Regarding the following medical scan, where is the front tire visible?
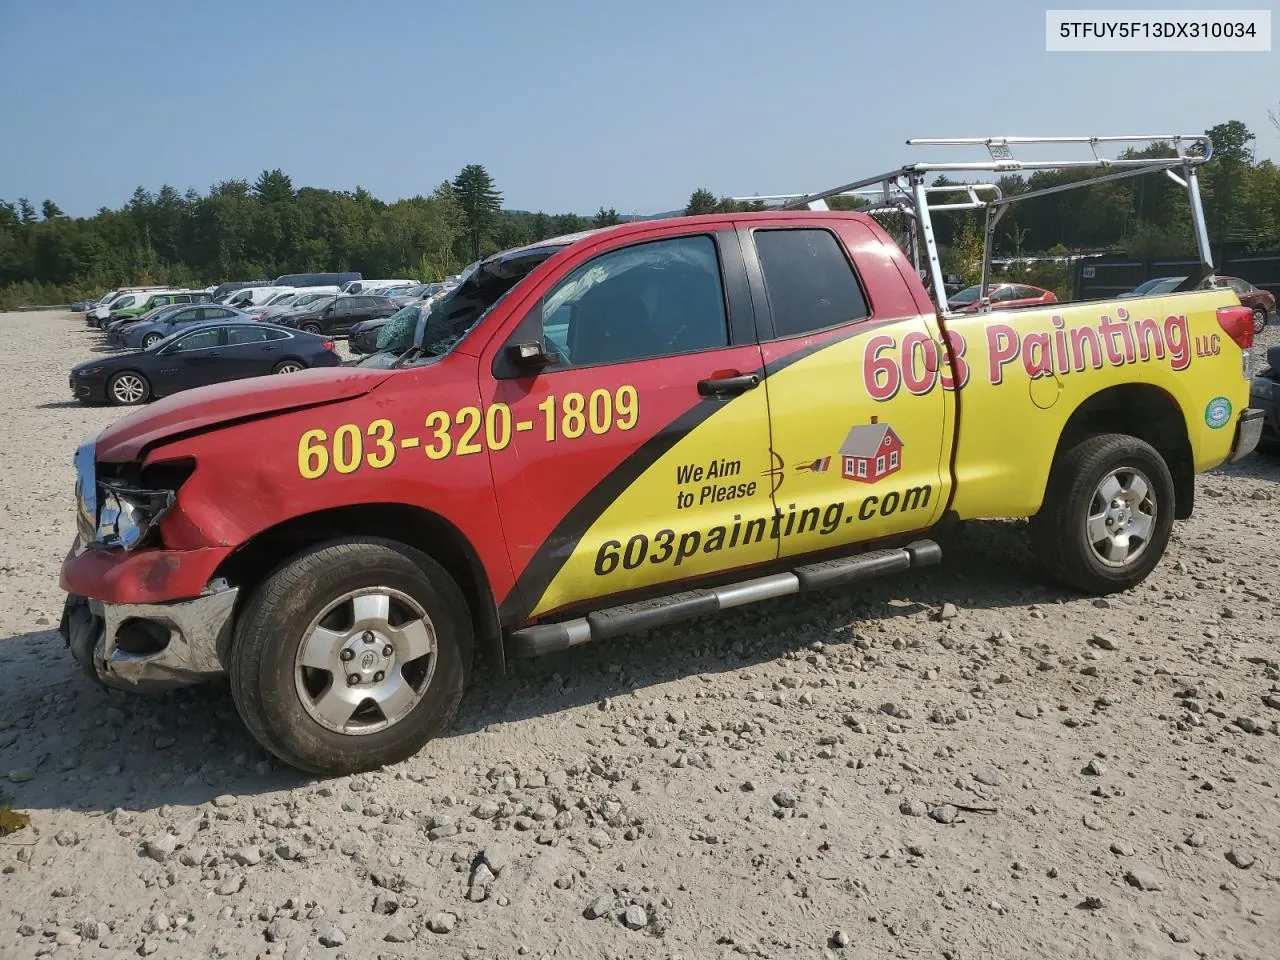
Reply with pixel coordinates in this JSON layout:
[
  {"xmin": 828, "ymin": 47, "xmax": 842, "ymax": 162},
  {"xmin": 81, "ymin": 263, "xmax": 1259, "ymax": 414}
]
[
  {"xmin": 142, "ymin": 332, "xmax": 163, "ymax": 349},
  {"xmin": 301, "ymin": 322, "xmax": 322, "ymax": 335},
  {"xmin": 1253, "ymin": 308, "xmax": 1267, "ymax": 334},
  {"xmin": 1029, "ymin": 433, "xmax": 1175, "ymax": 594},
  {"xmin": 229, "ymin": 538, "xmax": 472, "ymax": 775},
  {"xmin": 107, "ymin": 371, "xmax": 150, "ymax": 405}
]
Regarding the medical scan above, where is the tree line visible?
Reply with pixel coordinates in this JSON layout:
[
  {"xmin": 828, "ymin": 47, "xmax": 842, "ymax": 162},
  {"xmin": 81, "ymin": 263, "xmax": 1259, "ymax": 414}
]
[{"xmin": 1, "ymin": 120, "xmax": 1276, "ymax": 308}]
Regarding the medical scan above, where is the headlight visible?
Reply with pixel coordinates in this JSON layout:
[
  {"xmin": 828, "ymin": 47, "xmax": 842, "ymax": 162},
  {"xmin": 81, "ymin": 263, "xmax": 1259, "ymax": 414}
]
[
  {"xmin": 77, "ymin": 367, "xmax": 102, "ymax": 377},
  {"xmin": 96, "ymin": 484, "xmax": 176, "ymax": 550}
]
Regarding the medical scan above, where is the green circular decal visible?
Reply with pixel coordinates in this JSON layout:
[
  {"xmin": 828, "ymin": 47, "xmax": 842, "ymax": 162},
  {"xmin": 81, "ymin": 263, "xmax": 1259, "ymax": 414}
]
[{"xmin": 1205, "ymin": 396, "xmax": 1232, "ymax": 429}]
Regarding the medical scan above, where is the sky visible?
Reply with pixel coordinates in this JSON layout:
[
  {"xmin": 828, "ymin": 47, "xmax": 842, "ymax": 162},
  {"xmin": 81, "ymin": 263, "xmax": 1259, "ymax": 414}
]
[{"xmin": 2, "ymin": 0, "xmax": 1277, "ymax": 218}]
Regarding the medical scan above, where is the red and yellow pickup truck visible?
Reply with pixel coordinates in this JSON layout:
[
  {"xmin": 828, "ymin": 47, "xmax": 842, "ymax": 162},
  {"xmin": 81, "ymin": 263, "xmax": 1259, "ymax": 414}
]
[{"xmin": 59, "ymin": 205, "xmax": 1263, "ymax": 774}]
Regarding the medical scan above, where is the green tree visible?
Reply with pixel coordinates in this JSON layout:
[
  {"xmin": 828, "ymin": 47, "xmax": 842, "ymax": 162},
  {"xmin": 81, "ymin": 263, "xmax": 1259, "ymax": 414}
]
[
  {"xmin": 593, "ymin": 206, "xmax": 622, "ymax": 227},
  {"xmin": 451, "ymin": 164, "xmax": 503, "ymax": 259},
  {"xmin": 254, "ymin": 169, "xmax": 295, "ymax": 206},
  {"xmin": 41, "ymin": 200, "xmax": 65, "ymax": 220},
  {"xmin": 684, "ymin": 188, "xmax": 718, "ymax": 216},
  {"xmin": 17, "ymin": 199, "xmax": 36, "ymax": 225}
]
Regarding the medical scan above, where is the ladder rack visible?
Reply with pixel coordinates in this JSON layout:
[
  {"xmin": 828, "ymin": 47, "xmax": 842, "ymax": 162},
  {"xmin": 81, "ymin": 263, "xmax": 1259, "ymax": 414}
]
[{"xmin": 731, "ymin": 133, "xmax": 1214, "ymax": 313}]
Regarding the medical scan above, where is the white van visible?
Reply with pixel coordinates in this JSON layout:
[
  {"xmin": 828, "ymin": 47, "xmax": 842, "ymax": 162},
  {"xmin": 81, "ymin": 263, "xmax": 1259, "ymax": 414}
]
[
  {"xmin": 87, "ymin": 288, "xmax": 172, "ymax": 325},
  {"xmin": 87, "ymin": 288, "xmax": 179, "ymax": 323},
  {"xmin": 340, "ymin": 279, "xmax": 415, "ymax": 295},
  {"xmin": 224, "ymin": 285, "xmax": 295, "ymax": 308}
]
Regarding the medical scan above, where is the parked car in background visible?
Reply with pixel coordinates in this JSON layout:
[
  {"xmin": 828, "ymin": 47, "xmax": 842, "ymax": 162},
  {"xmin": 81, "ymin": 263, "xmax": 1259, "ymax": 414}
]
[
  {"xmin": 340, "ymin": 278, "xmax": 414, "ymax": 295},
  {"xmin": 257, "ymin": 290, "xmax": 339, "ymax": 321},
  {"xmin": 69, "ymin": 322, "xmax": 341, "ymax": 406},
  {"xmin": 346, "ymin": 303, "xmax": 427, "ymax": 354},
  {"xmin": 1120, "ymin": 275, "xmax": 1276, "ymax": 332},
  {"xmin": 224, "ymin": 285, "xmax": 295, "ymax": 309},
  {"xmin": 1249, "ymin": 344, "xmax": 1280, "ymax": 454},
  {"xmin": 104, "ymin": 303, "xmax": 189, "ymax": 344},
  {"xmin": 120, "ymin": 304, "xmax": 256, "ymax": 349},
  {"xmin": 946, "ymin": 282, "xmax": 1058, "ymax": 312},
  {"xmin": 211, "ymin": 280, "xmax": 269, "ymax": 301},
  {"xmin": 275, "ymin": 294, "xmax": 398, "ymax": 335},
  {"xmin": 106, "ymin": 290, "xmax": 213, "ymax": 324},
  {"xmin": 86, "ymin": 289, "xmax": 171, "ymax": 326},
  {"xmin": 1210, "ymin": 276, "xmax": 1275, "ymax": 332},
  {"xmin": 273, "ymin": 271, "xmax": 361, "ymax": 288}
]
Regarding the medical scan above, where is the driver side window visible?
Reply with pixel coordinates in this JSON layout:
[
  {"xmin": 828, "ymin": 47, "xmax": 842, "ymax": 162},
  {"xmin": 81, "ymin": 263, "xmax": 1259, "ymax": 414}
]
[
  {"xmin": 170, "ymin": 329, "xmax": 222, "ymax": 353},
  {"xmin": 533, "ymin": 234, "xmax": 729, "ymax": 369}
]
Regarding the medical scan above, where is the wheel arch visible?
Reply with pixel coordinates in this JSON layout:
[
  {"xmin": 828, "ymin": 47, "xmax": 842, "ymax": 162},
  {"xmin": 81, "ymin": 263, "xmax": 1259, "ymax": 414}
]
[
  {"xmin": 1049, "ymin": 383, "xmax": 1194, "ymax": 520},
  {"xmin": 212, "ymin": 502, "xmax": 504, "ymax": 673}
]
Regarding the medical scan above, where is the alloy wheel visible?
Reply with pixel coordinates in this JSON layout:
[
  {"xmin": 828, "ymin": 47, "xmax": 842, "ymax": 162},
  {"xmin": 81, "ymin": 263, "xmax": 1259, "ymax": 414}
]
[
  {"xmin": 111, "ymin": 374, "xmax": 146, "ymax": 404},
  {"xmin": 1086, "ymin": 467, "xmax": 1157, "ymax": 567},
  {"xmin": 293, "ymin": 588, "xmax": 437, "ymax": 735}
]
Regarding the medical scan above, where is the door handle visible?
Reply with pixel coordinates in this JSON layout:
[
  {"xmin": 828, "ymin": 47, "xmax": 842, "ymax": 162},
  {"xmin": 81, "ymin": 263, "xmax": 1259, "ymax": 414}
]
[
  {"xmin": 208, "ymin": 351, "xmax": 222, "ymax": 357},
  {"xmin": 698, "ymin": 373, "xmax": 760, "ymax": 397}
]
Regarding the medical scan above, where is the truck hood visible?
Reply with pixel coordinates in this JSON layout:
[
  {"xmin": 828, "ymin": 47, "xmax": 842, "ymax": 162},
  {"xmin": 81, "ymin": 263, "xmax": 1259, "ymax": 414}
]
[{"xmin": 95, "ymin": 366, "xmax": 396, "ymax": 462}]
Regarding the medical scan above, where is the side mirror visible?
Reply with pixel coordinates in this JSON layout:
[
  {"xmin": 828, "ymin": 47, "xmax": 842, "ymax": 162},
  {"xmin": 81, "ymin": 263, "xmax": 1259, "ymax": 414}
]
[{"xmin": 506, "ymin": 340, "xmax": 560, "ymax": 371}]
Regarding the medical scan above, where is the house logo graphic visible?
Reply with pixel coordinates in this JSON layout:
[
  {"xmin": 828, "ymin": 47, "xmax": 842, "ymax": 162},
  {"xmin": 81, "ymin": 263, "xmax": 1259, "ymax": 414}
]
[{"xmin": 838, "ymin": 416, "xmax": 902, "ymax": 484}]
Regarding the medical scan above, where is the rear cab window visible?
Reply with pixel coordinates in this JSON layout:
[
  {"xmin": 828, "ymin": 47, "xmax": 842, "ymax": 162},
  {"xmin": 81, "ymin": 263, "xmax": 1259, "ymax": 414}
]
[{"xmin": 752, "ymin": 228, "xmax": 870, "ymax": 339}]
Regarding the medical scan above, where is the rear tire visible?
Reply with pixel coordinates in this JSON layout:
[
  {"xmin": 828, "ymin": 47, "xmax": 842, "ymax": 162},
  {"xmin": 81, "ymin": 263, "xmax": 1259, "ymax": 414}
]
[
  {"xmin": 1029, "ymin": 433, "xmax": 1175, "ymax": 594},
  {"xmin": 229, "ymin": 538, "xmax": 472, "ymax": 775},
  {"xmin": 272, "ymin": 360, "xmax": 305, "ymax": 374},
  {"xmin": 1253, "ymin": 308, "xmax": 1267, "ymax": 334}
]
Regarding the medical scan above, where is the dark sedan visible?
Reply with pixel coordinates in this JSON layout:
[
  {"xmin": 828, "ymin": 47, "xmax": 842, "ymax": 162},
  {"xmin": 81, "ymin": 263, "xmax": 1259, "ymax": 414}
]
[
  {"xmin": 347, "ymin": 303, "xmax": 428, "ymax": 355},
  {"xmin": 276, "ymin": 294, "xmax": 398, "ymax": 336},
  {"xmin": 1250, "ymin": 344, "xmax": 1280, "ymax": 454},
  {"xmin": 69, "ymin": 322, "xmax": 340, "ymax": 405},
  {"xmin": 118, "ymin": 304, "xmax": 257, "ymax": 349}
]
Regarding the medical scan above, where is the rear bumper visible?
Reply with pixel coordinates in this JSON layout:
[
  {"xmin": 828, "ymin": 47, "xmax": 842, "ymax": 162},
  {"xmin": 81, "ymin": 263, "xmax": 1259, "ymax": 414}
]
[
  {"xmin": 1249, "ymin": 376, "xmax": 1280, "ymax": 445},
  {"xmin": 1230, "ymin": 407, "xmax": 1265, "ymax": 461},
  {"xmin": 59, "ymin": 582, "xmax": 237, "ymax": 691}
]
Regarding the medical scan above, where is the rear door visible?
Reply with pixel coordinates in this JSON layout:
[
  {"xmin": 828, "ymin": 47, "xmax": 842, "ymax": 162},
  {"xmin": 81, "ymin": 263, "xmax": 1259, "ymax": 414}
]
[
  {"xmin": 483, "ymin": 228, "xmax": 777, "ymax": 621},
  {"xmin": 743, "ymin": 219, "xmax": 951, "ymax": 560},
  {"xmin": 331, "ymin": 298, "xmax": 361, "ymax": 333},
  {"xmin": 222, "ymin": 324, "xmax": 287, "ymax": 379}
]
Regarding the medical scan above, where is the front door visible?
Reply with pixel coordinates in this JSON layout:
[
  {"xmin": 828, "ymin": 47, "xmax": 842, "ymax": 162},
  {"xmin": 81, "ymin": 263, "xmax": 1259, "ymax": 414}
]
[
  {"xmin": 485, "ymin": 230, "xmax": 777, "ymax": 621},
  {"xmin": 742, "ymin": 222, "xmax": 951, "ymax": 559},
  {"xmin": 153, "ymin": 326, "xmax": 227, "ymax": 394}
]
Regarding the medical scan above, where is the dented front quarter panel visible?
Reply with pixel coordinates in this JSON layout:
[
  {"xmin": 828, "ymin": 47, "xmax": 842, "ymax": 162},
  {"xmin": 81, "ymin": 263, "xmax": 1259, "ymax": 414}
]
[{"xmin": 132, "ymin": 352, "xmax": 518, "ymax": 605}]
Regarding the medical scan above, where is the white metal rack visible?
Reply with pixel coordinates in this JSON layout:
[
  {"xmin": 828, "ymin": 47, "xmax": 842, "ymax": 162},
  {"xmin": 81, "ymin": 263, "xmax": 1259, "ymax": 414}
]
[{"xmin": 732, "ymin": 134, "xmax": 1214, "ymax": 312}]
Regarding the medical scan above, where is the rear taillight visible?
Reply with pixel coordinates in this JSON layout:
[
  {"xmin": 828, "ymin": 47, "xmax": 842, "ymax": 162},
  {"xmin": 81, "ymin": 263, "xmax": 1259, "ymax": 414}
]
[
  {"xmin": 1217, "ymin": 305, "xmax": 1254, "ymax": 350},
  {"xmin": 322, "ymin": 339, "xmax": 335, "ymax": 351}
]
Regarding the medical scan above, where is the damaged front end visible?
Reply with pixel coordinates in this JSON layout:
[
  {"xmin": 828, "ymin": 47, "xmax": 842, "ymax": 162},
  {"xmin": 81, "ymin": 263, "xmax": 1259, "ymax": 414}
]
[{"xmin": 60, "ymin": 439, "xmax": 236, "ymax": 691}]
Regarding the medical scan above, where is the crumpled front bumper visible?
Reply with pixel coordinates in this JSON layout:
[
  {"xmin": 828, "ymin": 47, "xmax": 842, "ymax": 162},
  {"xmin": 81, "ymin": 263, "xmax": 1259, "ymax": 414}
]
[{"xmin": 59, "ymin": 581, "xmax": 238, "ymax": 691}]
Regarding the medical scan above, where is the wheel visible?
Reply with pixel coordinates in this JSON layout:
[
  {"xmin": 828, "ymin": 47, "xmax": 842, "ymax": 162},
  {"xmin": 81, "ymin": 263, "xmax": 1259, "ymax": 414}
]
[
  {"xmin": 273, "ymin": 360, "xmax": 305, "ymax": 374},
  {"xmin": 1029, "ymin": 433, "xmax": 1175, "ymax": 594},
  {"xmin": 107, "ymin": 371, "xmax": 150, "ymax": 405},
  {"xmin": 142, "ymin": 332, "xmax": 163, "ymax": 349},
  {"xmin": 301, "ymin": 322, "xmax": 322, "ymax": 335},
  {"xmin": 229, "ymin": 538, "xmax": 472, "ymax": 775},
  {"xmin": 1253, "ymin": 308, "xmax": 1267, "ymax": 334}
]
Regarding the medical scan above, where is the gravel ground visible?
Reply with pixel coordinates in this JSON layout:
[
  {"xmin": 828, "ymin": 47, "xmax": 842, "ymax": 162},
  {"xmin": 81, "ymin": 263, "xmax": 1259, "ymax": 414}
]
[{"xmin": 1, "ymin": 310, "xmax": 1278, "ymax": 960}]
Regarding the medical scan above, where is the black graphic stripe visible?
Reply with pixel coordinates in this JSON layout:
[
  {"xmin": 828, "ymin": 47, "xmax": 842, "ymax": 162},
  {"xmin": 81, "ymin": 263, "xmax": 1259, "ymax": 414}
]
[
  {"xmin": 499, "ymin": 316, "xmax": 908, "ymax": 624},
  {"xmin": 498, "ymin": 395, "xmax": 727, "ymax": 623}
]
